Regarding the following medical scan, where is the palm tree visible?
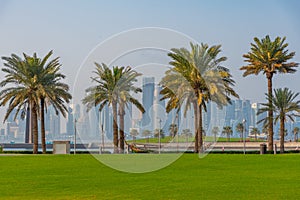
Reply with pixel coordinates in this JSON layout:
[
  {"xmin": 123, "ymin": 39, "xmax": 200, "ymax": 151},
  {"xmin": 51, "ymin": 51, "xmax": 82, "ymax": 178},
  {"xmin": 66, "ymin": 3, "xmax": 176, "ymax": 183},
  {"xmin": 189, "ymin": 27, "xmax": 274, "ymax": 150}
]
[
  {"xmin": 250, "ymin": 127, "xmax": 260, "ymax": 141},
  {"xmin": 161, "ymin": 43, "xmax": 238, "ymax": 153},
  {"xmin": 293, "ymin": 127, "xmax": 299, "ymax": 142},
  {"xmin": 36, "ymin": 51, "xmax": 72, "ymax": 154},
  {"xmin": 154, "ymin": 128, "xmax": 165, "ymax": 139},
  {"xmin": 82, "ymin": 63, "xmax": 123, "ymax": 153},
  {"xmin": 211, "ymin": 126, "xmax": 219, "ymax": 142},
  {"xmin": 241, "ymin": 35, "xmax": 299, "ymax": 151},
  {"xmin": 117, "ymin": 67, "xmax": 144, "ymax": 152},
  {"xmin": 235, "ymin": 123, "xmax": 244, "ymax": 141},
  {"xmin": 222, "ymin": 126, "xmax": 233, "ymax": 142},
  {"xmin": 142, "ymin": 129, "xmax": 152, "ymax": 143},
  {"xmin": 169, "ymin": 123, "xmax": 178, "ymax": 137},
  {"xmin": 181, "ymin": 129, "xmax": 192, "ymax": 142},
  {"xmin": 0, "ymin": 52, "xmax": 72, "ymax": 154},
  {"xmin": 83, "ymin": 64, "xmax": 144, "ymax": 153},
  {"xmin": 129, "ymin": 128, "xmax": 139, "ymax": 142},
  {"xmin": 258, "ymin": 88, "xmax": 300, "ymax": 153},
  {"xmin": 0, "ymin": 54, "xmax": 41, "ymax": 153}
]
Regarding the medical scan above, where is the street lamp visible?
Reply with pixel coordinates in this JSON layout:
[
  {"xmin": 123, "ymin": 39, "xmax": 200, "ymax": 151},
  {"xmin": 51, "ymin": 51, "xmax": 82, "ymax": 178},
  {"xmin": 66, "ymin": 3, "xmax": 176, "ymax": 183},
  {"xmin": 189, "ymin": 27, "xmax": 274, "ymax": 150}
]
[
  {"xmin": 242, "ymin": 119, "xmax": 246, "ymax": 154},
  {"xmin": 176, "ymin": 114, "xmax": 179, "ymax": 153},
  {"xmin": 74, "ymin": 118, "xmax": 77, "ymax": 155},
  {"xmin": 157, "ymin": 118, "xmax": 162, "ymax": 154}
]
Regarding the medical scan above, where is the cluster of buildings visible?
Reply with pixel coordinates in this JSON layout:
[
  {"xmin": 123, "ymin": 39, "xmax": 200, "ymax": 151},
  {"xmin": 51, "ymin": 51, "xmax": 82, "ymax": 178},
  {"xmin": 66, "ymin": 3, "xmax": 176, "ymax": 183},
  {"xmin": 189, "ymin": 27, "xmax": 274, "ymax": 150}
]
[{"xmin": 1, "ymin": 77, "xmax": 299, "ymax": 143}]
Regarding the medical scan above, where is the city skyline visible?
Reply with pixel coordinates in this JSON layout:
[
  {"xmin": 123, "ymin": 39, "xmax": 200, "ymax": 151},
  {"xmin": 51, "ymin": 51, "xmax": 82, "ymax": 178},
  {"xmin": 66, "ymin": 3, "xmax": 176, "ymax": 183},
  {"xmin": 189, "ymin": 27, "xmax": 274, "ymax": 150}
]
[
  {"xmin": 2, "ymin": 84, "xmax": 299, "ymax": 143},
  {"xmin": 0, "ymin": 1, "xmax": 300, "ymax": 141}
]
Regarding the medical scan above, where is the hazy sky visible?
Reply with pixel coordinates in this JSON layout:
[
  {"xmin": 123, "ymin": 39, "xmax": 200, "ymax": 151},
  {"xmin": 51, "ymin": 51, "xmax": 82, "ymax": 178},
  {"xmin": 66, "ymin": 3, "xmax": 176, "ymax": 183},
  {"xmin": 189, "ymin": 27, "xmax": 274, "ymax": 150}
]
[{"xmin": 0, "ymin": 0, "xmax": 300, "ymax": 129}]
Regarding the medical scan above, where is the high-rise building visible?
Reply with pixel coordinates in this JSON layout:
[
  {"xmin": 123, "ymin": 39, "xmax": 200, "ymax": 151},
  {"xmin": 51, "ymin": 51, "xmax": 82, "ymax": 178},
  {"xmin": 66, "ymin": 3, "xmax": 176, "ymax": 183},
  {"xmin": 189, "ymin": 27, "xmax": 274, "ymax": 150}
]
[
  {"xmin": 124, "ymin": 103, "xmax": 132, "ymax": 137},
  {"xmin": 154, "ymin": 85, "xmax": 167, "ymax": 132},
  {"xmin": 210, "ymin": 102, "xmax": 226, "ymax": 131},
  {"xmin": 251, "ymin": 103, "xmax": 267, "ymax": 132},
  {"xmin": 142, "ymin": 77, "xmax": 155, "ymax": 131},
  {"xmin": 48, "ymin": 105, "xmax": 61, "ymax": 139},
  {"xmin": 67, "ymin": 107, "xmax": 74, "ymax": 135}
]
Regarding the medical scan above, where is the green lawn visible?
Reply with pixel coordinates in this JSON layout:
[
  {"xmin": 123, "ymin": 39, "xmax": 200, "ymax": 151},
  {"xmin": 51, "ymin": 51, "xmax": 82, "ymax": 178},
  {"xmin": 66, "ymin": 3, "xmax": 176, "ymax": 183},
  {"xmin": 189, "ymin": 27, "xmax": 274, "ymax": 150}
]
[{"xmin": 0, "ymin": 154, "xmax": 300, "ymax": 199}]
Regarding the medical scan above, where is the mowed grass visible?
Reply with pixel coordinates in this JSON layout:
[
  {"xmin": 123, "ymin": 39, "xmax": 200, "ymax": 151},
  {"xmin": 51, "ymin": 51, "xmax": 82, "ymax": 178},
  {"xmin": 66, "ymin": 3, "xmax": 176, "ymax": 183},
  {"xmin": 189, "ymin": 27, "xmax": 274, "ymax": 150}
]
[{"xmin": 0, "ymin": 154, "xmax": 300, "ymax": 199}]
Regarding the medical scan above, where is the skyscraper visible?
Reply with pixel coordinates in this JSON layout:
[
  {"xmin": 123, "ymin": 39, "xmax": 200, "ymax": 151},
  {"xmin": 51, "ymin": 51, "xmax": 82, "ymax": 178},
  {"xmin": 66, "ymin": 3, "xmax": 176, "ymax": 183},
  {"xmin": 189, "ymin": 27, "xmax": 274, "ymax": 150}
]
[
  {"xmin": 154, "ymin": 85, "xmax": 167, "ymax": 132},
  {"xmin": 67, "ymin": 106, "xmax": 74, "ymax": 135},
  {"xmin": 142, "ymin": 77, "xmax": 155, "ymax": 131}
]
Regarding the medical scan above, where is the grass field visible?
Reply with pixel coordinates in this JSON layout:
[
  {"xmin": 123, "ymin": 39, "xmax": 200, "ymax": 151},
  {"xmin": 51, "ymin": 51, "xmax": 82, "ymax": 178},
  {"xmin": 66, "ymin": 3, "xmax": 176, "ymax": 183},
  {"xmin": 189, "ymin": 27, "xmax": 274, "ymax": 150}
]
[{"xmin": 1, "ymin": 154, "xmax": 300, "ymax": 199}]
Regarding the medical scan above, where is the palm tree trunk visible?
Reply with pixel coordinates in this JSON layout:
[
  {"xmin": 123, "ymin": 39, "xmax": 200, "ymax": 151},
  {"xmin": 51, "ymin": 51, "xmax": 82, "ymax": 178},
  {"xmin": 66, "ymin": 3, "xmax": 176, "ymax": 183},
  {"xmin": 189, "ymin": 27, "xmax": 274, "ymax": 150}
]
[
  {"xmin": 193, "ymin": 102, "xmax": 198, "ymax": 153},
  {"xmin": 40, "ymin": 98, "xmax": 46, "ymax": 154},
  {"xmin": 198, "ymin": 104, "xmax": 203, "ymax": 153},
  {"xmin": 31, "ymin": 101, "xmax": 39, "ymax": 154},
  {"xmin": 255, "ymin": 133, "xmax": 257, "ymax": 142},
  {"xmin": 267, "ymin": 74, "xmax": 274, "ymax": 151},
  {"xmin": 119, "ymin": 104, "xmax": 125, "ymax": 153},
  {"xmin": 214, "ymin": 134, "xmax": 216, "ymax": 142},
  {"xmin": 25, "ymin": 106, "xmax": 31, "ymax": 143},
  {"xmin": 227, "ymin": 133, "xmax": 230, "ymax": 142},
  {"xmin": 294, "ymin": 133, "xmax": 297, "ymax": 142},
  {"xmin": 112, "ymin": 101, "xmax": 118, "ymax": 153},
  {"xmin": 280, "ymin": 115, "xmax": 285, "ymax": 154}
]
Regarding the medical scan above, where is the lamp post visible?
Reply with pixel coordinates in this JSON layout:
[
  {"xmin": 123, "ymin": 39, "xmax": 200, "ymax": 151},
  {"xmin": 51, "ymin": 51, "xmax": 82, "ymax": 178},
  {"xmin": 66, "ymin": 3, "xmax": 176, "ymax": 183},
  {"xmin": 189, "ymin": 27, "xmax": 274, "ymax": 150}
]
[
  {"xmin": 74, "ymin": 119, "xmax": 77, "ymax": 155},
  {"xmin": 242, "ymin": 119, "xmax": 246, "ymax": 154},
  {"xmin": 176, "ymin": 114, "xmax": 179, "ymax": 153},
  {"xmin": 158, "ymin": 118, "xmax": 162, "ymax": 154}
]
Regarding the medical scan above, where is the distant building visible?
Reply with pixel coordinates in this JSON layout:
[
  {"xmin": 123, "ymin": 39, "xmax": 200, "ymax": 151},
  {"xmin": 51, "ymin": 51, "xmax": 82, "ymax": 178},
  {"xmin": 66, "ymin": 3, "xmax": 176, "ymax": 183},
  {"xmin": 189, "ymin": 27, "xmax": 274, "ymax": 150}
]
[
  {"xmin": 142, "ymin": 77, "xmax": 155, "ymax": 131},
  {"xmin": 67, "ymin": 107, "xmax": 74, "ymax": 135}
]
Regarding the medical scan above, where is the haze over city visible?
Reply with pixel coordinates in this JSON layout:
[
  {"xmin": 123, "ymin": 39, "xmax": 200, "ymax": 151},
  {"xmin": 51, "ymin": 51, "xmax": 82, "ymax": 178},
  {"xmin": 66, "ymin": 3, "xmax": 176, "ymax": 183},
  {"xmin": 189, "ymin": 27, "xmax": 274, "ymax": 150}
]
[{"xmin": 0, "ymin": 0, "xmax": 300, "ymax": 133}]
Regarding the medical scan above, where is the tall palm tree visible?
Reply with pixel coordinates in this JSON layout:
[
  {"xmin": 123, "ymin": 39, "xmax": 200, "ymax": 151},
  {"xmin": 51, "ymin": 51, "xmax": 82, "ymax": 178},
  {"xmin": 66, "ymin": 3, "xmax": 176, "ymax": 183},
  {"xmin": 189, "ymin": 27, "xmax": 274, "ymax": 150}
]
[
  {"xmin": 0, "ymin": 53, "xmax": 40, "ymax": 153},
  {"xmin": 250, "ymin": 127, "xmax": 260, "ymax": 141},
  {"xmin": 36, "ymin": 51, "xmax": 72, "ymax": 153},
  {"xmin": 258, "ymin": 88, "xmax": 300, "ymax": 153},
  {"xmin": 169, "ymin": 123, "xmax": 178, "ymax": 137},
  {"xmin": 82, "ymin": 64, "xmax": 144, "ymax": 153},
  {"xmin": 82, "ymin": 63, "xmax": 124, "ymax": 153},
  {"xmin": 161, "ymin": 42, "xmax": 239, "ymax": 153},
  {"xmin": 293, "ymin": 127, "xmax": 300, "ymax": 142},
  {"xmin": 235, "ymin": 123, "xmax": 244, "ymax": 141},
  {"xmin": 1, "ymin": 52, "xmax": 72, "ymax": 154},
  {"xmin": 211, "ymin": 126, "xmax": 219, "ymax": 142},
  {"xmin": 222, "ymin": 126, "xmax": 233, "ymax": 142},
  {"xmin": 241, "ymin": 35, "xmax": 298, "ymax": 151},
  {"xmin": 117, "ymin": 67, "xmax": 144, "ymax": 153}
]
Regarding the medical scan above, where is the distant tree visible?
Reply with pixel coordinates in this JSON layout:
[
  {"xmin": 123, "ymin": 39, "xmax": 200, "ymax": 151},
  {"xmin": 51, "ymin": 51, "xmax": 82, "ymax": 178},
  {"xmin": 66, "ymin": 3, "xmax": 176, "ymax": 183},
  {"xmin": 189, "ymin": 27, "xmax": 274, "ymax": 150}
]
[
  {"xmin": 130, "ymin": 128, "xmax": 139, "ymax": 142},
  {"xmin": 236, "ymin": 123, "xmax": 244, "ymax": 141},
  {"xmin": 154, "ymin": 128, "xmax": 165, "ymax": 139},
  {"xmin": 181, "ymin": 129, "xmax": 193, "ymax": 142},
  {"xmin": 142, "ymin": 129, "xmax": 152, "ymax": 143},
  {"xmin": 211, "ymin": 126, "xmax": 219, "ymax": 142},
  {"xmin": 293, "ymin": 127, "xmax": 300, "ymax": 142},
  {"xmin": 250, "ymin": 127, "xmax": 260, "ymax": 141},
  {"xmin": 222, "ymin": 126, "xmax": 233, "ymax": 142},
  {"xmin": 169, "ymin": 123, "xmax": 178, "ymax": 137}
]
